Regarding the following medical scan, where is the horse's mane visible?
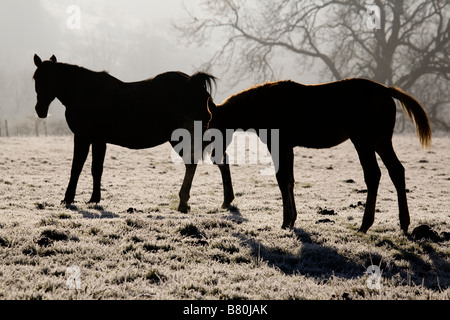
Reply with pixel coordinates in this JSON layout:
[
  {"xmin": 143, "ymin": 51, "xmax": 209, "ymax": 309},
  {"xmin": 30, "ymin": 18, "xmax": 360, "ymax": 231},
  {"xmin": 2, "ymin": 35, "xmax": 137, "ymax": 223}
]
[
  {"xmin": 33, "ymin": 61, "xmax": 115, "ymax": 83},
  {"xmin": 58, "ymin": 63, "xmax": 113, "ymax": 80},
  {"xmin": 222, "ymin": 80, "xmax": 296, "ymax": 106}
]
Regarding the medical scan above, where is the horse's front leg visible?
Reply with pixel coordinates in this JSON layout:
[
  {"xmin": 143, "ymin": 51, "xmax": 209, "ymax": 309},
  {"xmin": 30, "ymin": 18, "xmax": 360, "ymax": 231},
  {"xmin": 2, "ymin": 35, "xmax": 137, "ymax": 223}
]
[
  {"xmin": 178, "ymin": 163, "xmax": 197, "ymax": 213},
  {"xmin": 274, "ymin": 147, "xmax": 297, "ymax": 229},
  {"xmin": 88, "ymin": 141, "xmax": 107, "ymax": 203},
  {"xmin": 63, "ymin": 135, "xmax": 91, "ymax": 205},
  {"xmin": 217, "ymin": 152, "xmax": 234, "ymax": 209}
]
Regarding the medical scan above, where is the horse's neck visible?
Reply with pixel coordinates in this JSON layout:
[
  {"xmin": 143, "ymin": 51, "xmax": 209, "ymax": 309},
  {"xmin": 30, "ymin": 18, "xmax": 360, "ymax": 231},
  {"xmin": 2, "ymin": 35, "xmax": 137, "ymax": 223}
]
[
  {"xmin": 219, "ymin": 97, "xmax": 255, "ymax": 131},
  {"xmin": 54, "ymin": 65, "xmax": 81, "ymax": 103}
]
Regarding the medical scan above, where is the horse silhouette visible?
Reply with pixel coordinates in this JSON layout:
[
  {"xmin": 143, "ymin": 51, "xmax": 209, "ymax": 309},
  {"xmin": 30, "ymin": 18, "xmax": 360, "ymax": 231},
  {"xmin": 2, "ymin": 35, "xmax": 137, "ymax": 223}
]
[
  {"xmin": 207, "ymin": 78, "xmax": 431, "ymax": 233},
  {"xmin": 33, "ymin": 54, "xmax": 234, "ymax": 211}
]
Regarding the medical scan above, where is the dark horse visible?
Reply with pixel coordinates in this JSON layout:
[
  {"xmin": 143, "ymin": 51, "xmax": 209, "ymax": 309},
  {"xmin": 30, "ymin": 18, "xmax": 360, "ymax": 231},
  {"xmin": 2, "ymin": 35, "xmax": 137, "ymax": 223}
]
[
  {"xmin": 207, "ymin": 78, "xmax": 431, "ymax": 233},
  {"xmin": 33, "ymin": 54, "xmax": 234, "ymax": 211}
]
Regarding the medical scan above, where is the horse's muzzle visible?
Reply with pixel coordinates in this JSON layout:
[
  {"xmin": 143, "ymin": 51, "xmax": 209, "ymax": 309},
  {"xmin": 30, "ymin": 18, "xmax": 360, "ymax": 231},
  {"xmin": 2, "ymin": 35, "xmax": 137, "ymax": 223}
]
[{"xmin": 35, "ymin": 103, "xmax": 49, "ymax": 119}]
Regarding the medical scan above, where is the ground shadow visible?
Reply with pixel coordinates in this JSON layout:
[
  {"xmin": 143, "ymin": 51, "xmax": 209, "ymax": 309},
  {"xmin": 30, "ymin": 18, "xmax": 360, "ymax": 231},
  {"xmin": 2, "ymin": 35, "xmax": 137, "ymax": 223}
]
[
  {"xmin": 232, "ymin": 224, "xmax": 449, "ymax": 290},
  {"xmin": 223, "ymin": 205, "xmax": 249, "ymax": 224},
  {"xmin": 66, "ymin": 203, "xmax": 120, "ymax": 219},
  {"xmin": 233, "ymin": 227, "xmax": 363, "ymax": 280},
  {"xmin": 381, "ymin": 234, "xmax": 450, "ymax": 290}
]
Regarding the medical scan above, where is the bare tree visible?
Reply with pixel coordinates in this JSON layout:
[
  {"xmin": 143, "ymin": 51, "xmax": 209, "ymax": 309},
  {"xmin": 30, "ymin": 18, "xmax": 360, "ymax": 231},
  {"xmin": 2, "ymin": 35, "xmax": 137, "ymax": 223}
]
[{"xmin": 175, "ymin": 0, "xmax": 450, "ymax": 131}]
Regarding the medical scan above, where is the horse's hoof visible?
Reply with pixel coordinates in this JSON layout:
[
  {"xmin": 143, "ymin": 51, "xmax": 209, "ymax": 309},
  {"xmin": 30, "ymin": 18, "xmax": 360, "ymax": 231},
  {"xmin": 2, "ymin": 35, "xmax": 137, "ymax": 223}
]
[
  {"xmin": 221, "ymin": 202, "xmax": 231, "ymax": 209},
  {"xmin": 400, "ymin": 222, "xmax": 409, "ymax": 234},
  {"xmin": 281, "ymin": 223, "xmax": 293, "ymax": 230},
  {"xmin": 358, "ymin": 227, "xmax": 368, "ymax": 234},
  {"xmin": 178, "ymin": 204, "xmax": 190, "ymax": 213},
  {"xmin": 61, "ymin": 199, "xmax": 73, "ymax": 207}
]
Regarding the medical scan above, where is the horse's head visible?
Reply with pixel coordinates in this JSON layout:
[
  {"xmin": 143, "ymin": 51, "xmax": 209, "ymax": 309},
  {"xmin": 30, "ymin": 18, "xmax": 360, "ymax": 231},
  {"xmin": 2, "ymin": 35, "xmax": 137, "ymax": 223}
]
[
  {"xmin": 206, "ymin": 97, "xmax": 223, "ymax": 129},
  {"xmin": 187, "ymin": 72, "xmax": 217, "ymax": 126},
  {"xmin": 33, "ymin": 54, "xmax": 58, "ymax": 118}
]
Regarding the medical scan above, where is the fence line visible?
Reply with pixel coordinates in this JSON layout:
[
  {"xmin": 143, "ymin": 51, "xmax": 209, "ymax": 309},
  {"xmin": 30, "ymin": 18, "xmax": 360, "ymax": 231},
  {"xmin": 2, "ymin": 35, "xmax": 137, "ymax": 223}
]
[
  {"xmin": 0, "ymin": 119, "xmax": 9, "ymax": 137},
  {"xmin": 0, "ymin": 119, "xmax": 49, "ymax": 137}
]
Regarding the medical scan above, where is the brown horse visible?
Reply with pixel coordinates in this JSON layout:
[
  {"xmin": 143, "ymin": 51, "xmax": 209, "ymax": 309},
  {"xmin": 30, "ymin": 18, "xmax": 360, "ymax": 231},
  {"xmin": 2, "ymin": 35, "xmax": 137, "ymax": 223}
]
[
  {"xmin": 33, "ymin": 54, "xmax": 235, "ymax": 211},
  {"xmin": 207, "ymin": 78, "xmax": 431, "ymax": 233}
]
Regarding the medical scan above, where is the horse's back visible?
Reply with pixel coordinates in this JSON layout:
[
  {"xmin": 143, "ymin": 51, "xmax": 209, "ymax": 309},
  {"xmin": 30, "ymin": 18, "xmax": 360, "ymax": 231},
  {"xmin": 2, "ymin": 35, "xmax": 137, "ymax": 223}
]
[
  {"xmin": 292, "ymin": 79, "xmax": 395, "ymax": 147},
  {"xmin": 247, "ymin": 79, "xmax": 394, "ymax": 149}
]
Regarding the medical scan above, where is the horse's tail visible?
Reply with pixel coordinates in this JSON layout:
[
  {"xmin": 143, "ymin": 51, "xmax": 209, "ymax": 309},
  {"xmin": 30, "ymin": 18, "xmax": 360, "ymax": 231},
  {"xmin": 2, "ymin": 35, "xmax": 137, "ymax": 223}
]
[
  {"xmin": 389, "ymin": 86, "xmax": 432, "ymax": 148},
  {"xmin": 189, "ymin": 72, "xmax": 217, "ymax": 97}
]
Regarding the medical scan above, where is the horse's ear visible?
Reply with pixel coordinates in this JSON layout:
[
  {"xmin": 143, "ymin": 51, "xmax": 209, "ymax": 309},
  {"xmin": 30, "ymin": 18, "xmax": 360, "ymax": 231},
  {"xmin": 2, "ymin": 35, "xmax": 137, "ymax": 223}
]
[
  {"xmin": 50, "ymin": 55, "xmax": 57, "ymax": 63},
  {"xmin": 207, "ymin": 97, "xmax": 217, "ymax": 114},
  {"xmin": 34, "ymin": 54, "xmax": 42, "ymax": 67}
]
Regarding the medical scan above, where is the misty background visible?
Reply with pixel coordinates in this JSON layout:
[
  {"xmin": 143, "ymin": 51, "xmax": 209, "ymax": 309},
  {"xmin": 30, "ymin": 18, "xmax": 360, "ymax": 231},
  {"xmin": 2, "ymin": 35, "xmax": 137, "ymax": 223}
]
[
  {"xmin": 0, "ymin": 0, "xmax": 222, "ymax": 135},
  {"xmin": 0, "ymin": 0, "xmax": 448, "ymax": 136}
]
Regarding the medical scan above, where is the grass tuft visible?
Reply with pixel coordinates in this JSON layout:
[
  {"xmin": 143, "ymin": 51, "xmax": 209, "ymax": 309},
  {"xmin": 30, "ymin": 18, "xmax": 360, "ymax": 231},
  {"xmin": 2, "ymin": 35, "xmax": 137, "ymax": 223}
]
[
  {"xmin": 178, "ymin": 223, "xmax": 203, "ymax": 238},
  {"xmin": 145, "ymin": 269, "xmax": 167, "ymax": 284},
  {"xmin": 40, "ymin": 229, "xmax": 68, "ymax": 241}
]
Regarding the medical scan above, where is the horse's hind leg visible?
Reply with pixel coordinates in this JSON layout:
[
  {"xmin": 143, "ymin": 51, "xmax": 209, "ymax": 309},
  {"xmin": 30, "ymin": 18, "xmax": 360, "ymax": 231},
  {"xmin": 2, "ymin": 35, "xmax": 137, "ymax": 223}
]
[
  {"xmin": 376, "ymin": 141, "xmax": 410, "ymax": 232},
  {"xmin": 89, "ymin": 141, "xmax": 107, "ymax": 203},
  {"xmin": 354, "ymin": 144, "xmax": 381, "ymax": 233},
  {"xmin": 217, "ymin": 152, "xmax": 235, "ymax": 209},
  {"xmin": 178, "ymin": 163, "xmax": 197, "ymax": 213},
  {"xmin": 63, "ymin": 135, "xmax": 90, "ymax": 205}
]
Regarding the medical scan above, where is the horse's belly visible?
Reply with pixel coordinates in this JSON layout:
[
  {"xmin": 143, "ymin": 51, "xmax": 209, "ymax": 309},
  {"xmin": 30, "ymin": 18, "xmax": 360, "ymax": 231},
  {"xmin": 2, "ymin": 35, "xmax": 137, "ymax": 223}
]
[
  {"xmin": 301, "ymin": 136, "xmax": 349, "ymax": 149},
  {"xmin": 294, "ymin": 126, "xmax": 349, "ymax": 149},
  {"xmin": 107, "ymin": 136, "xmax": 167, "ymax": 149},
  {"xmin": 68, "ymin": 119, "xmax": 171, "ymax": 149},
  {"xmin": 103, "ymin": 126, "xmax": 170, "ymax": 149}
]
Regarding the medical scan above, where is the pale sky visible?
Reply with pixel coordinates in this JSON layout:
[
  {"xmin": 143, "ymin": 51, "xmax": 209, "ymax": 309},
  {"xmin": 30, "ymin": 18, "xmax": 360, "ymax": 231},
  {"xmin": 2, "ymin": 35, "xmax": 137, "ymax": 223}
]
[
  {"xmin": 0, "ymin": 0, "xmax": 208, "ymax": 71},
  {"xmin": 0, "ymin": 0, "xmax": 222, "ymax": 119}
]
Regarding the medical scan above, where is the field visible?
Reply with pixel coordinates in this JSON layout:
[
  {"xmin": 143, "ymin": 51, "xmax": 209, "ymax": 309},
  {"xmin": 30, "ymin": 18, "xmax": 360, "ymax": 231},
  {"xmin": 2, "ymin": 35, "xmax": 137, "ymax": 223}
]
[{"xmin": 0, "ymin": 135, "xmax": 448, "ymax": 300}]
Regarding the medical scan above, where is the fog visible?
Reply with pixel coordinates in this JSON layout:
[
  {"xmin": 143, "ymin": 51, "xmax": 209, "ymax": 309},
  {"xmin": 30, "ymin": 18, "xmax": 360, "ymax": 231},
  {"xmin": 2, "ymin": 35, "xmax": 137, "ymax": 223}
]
[
  {"xmin": 0, "ymin": 0, "xmax": 224, "ymax": 133},
  {"xmin": 4, "ymin": 1, "xmax": 445, "ymax": 136}
]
